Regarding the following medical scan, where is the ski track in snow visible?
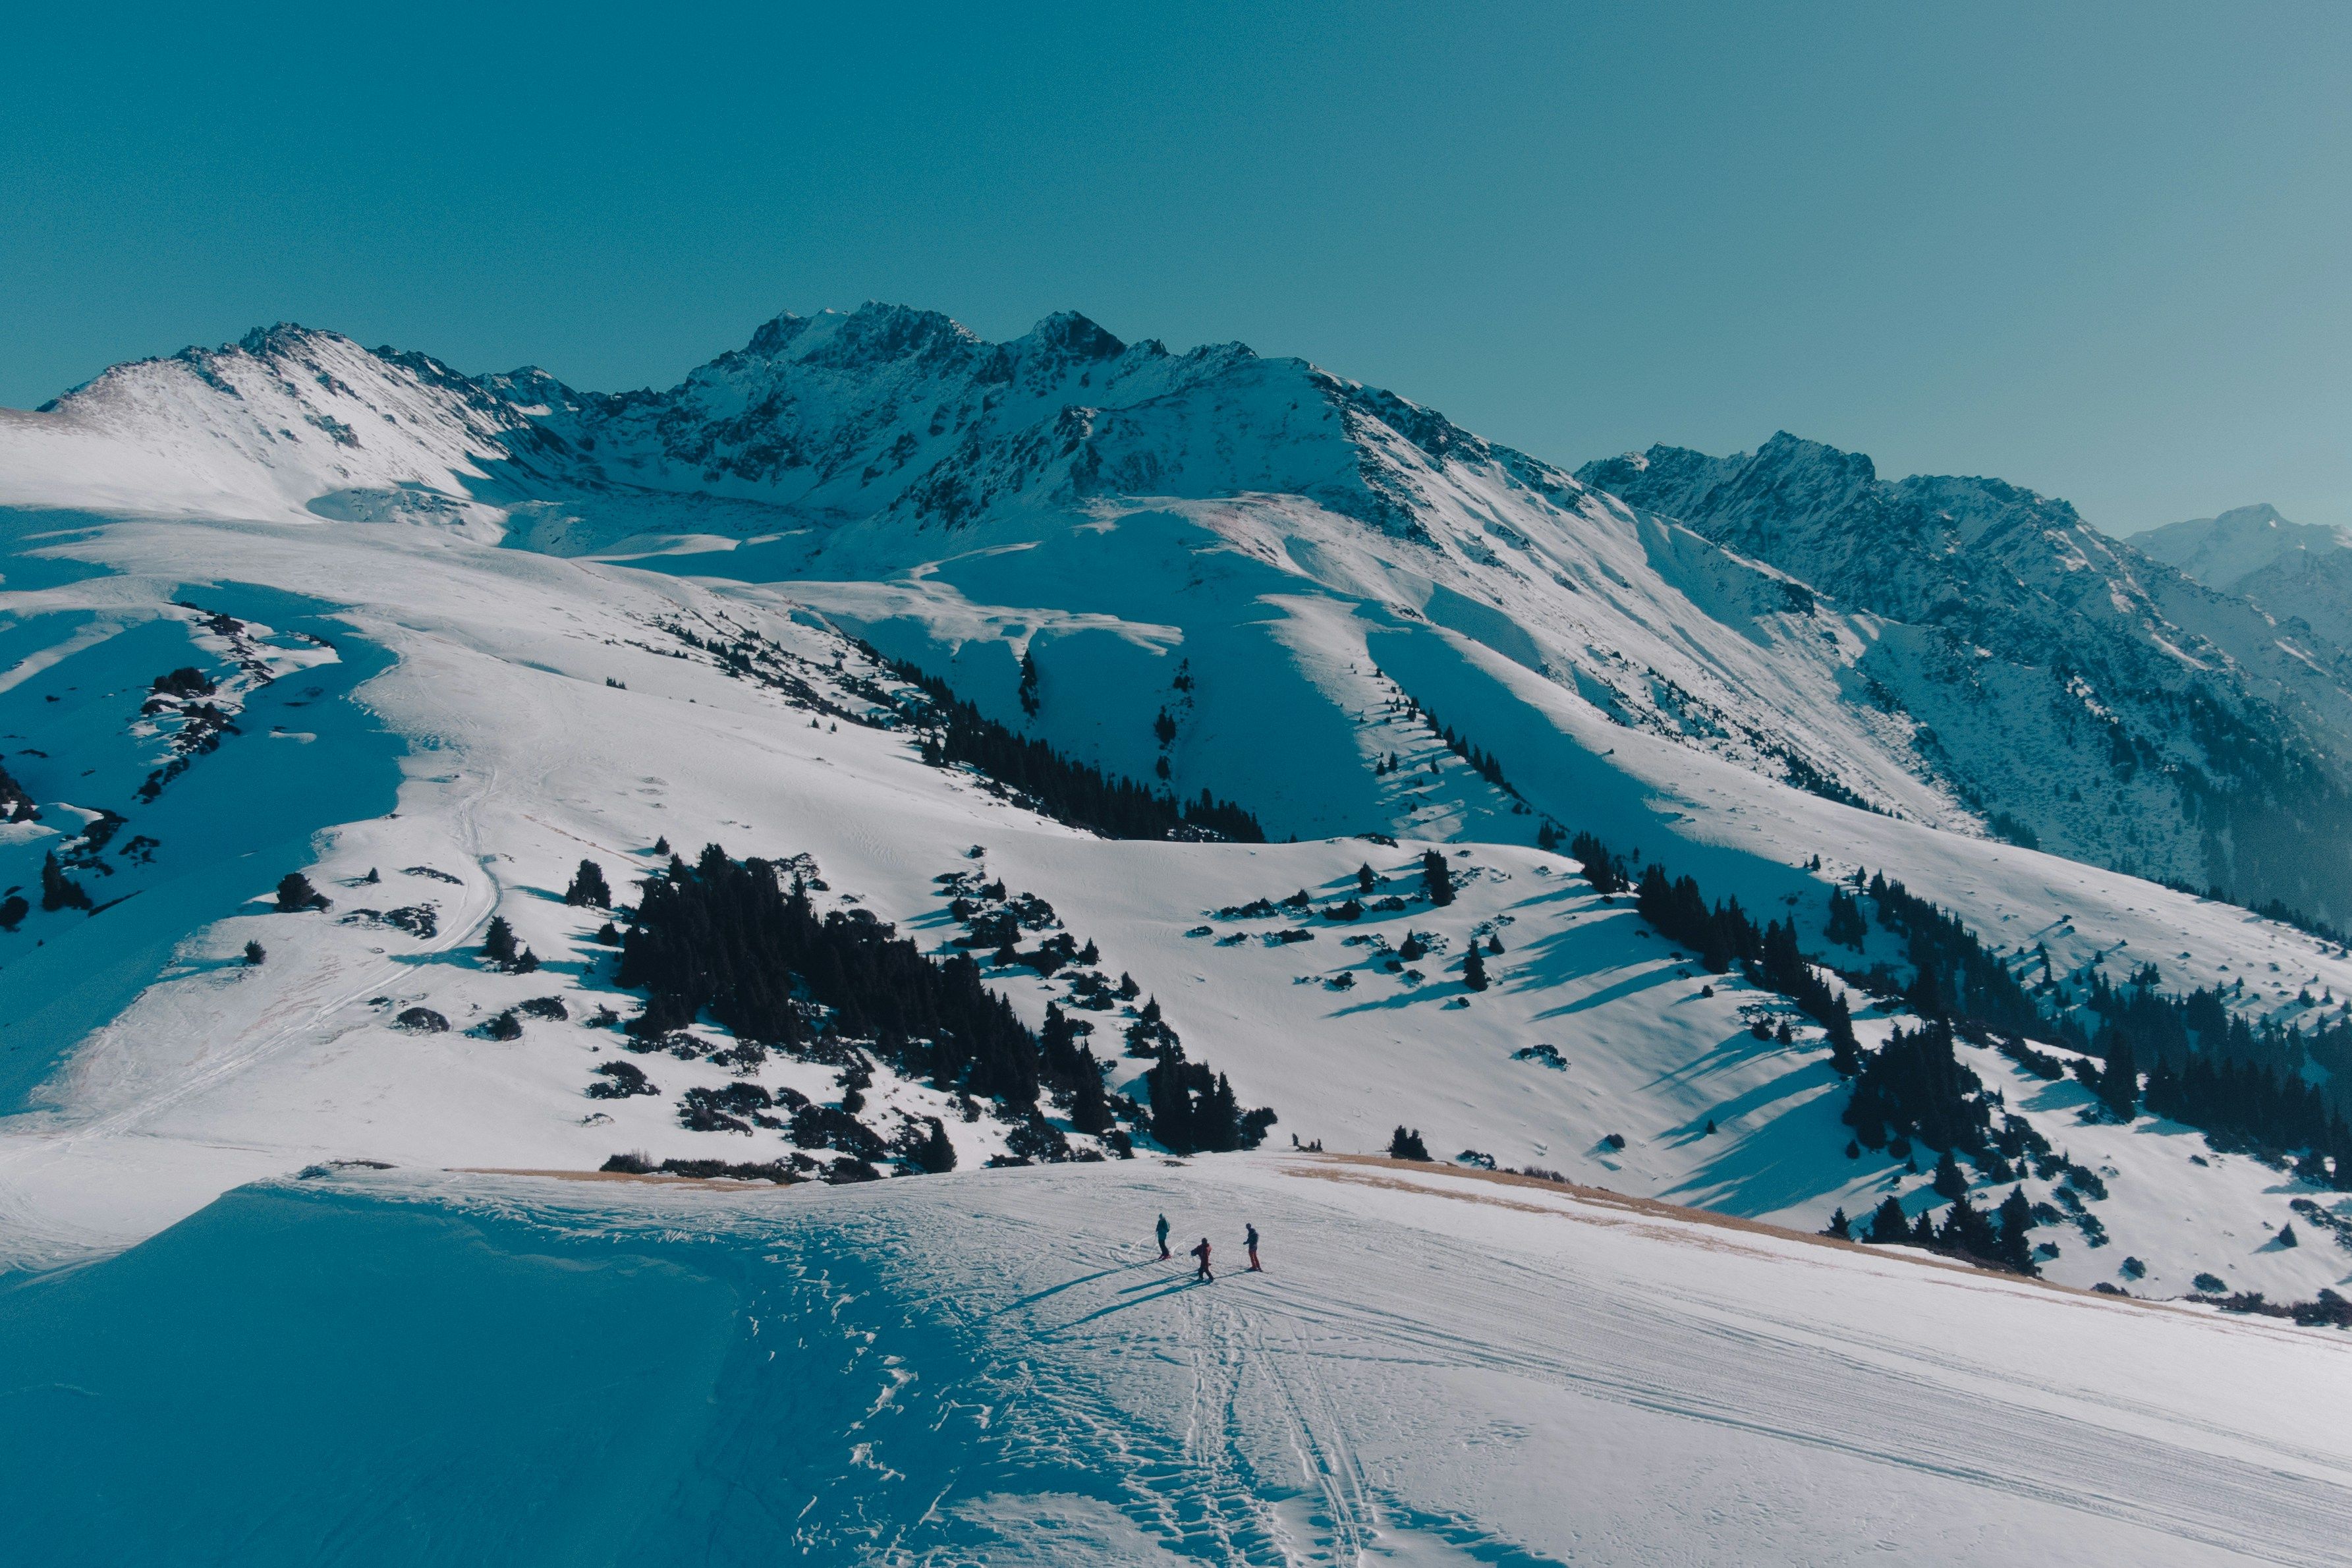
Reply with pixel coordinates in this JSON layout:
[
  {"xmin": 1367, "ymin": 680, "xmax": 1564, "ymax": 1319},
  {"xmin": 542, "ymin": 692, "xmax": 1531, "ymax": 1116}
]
[{"xmin": 118, "ymin": 1157, "xmax": 2339, "ymax": 1567}]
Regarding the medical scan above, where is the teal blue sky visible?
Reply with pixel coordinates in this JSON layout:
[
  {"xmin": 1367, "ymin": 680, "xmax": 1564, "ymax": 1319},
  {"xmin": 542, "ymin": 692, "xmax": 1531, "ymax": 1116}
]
[{"xmin": 6, "ymin": 1, "xmax": 2347, "ymax": 531}]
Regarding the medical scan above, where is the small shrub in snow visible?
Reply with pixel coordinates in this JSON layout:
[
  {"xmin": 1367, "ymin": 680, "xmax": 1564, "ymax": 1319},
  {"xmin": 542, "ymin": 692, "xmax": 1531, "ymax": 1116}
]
[
  {"xmin": 600, "ymin": 1150, "xmax": 657, "ymax": 1174},
  {"xmin": 587, "ymin": 1061, "xmax": 658, "ymax": 1099},
  {"xmin": 244, "ymin": 939, "xmax": 267, "ymax": 966},
  {"xmin": 518, "ymin": 995, "xmax": 569, "ymax": 1021},
  {"xmin": 40, "ymin": 853, "xmax": 91, "ymax": 912},
  {"xmin": 676, "ymin": 1082, "xmax": 767, "ymax": 1133},
  {"xmin": 476, "ymin": 1009, "xmax": 522, "ymax": 1042},
  {"xmin": 1455, "ymin": 1149, "xmax": 1496, "ymax": 1169},
  {"xmin": 275, "ymin": 873, "xmax": 329, "ymax": 912},
  {"xmin": 2194, "ymin": 1272, "xmax": 2227, "ymax": 1293},
  {"xmin": 393, "ymin": 1006, "xmax": 448, "ymax": 1032},
  {"xmin": 0, "ymin": 894, "xmax": 28, "ymax": 931},
  {"xmin": 1388, "ymin": 1126, "xmax": 1431, "ymax": 1161}
]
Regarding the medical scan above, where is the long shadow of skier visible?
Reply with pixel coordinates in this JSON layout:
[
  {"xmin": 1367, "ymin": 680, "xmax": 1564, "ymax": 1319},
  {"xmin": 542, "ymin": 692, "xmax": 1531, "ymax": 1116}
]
[{"xmin": 1038, "ymin": 1277, "xmax": 1213, "ymax": 1335}]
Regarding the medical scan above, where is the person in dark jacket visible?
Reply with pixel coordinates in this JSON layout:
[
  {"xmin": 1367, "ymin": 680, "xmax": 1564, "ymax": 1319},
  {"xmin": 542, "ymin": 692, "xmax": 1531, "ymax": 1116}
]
[
  {"xmin": 1190, "ymin": 1237, "xmax": 1213, "ymax": 1281},
  {"xmin": 1156, "ymin": 1213, "xmax": 1171, "ymax": 1259},
  {"xmin": 1245, "ymin": 1222, "xmax": 1261, "ymax": 1272}
]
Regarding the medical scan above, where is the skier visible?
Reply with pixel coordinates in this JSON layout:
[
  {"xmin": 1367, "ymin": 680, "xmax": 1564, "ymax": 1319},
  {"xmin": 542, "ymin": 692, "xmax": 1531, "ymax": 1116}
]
[
  {"xmin": 1156, "ymin": 1213, "xmax": 1171, "ymax": 1260},
  {"xmin": 1190, "ymin": 1236, "xmax": 1213, "ymax": 1281},
  {"xmin": 1245, "ymin": 1222, "xmax": 1261, "ymax": 1272}
]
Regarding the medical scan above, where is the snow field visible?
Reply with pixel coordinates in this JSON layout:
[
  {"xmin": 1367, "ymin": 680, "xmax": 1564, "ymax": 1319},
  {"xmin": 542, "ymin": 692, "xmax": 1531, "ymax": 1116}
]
[
  {"xmin": 5, "ymin": 1153, "xmax": 2347, "ymax": 1565},
  {"xmin": 0, "ymin": 507, "xmax": 2341, "ymax": 1304}
]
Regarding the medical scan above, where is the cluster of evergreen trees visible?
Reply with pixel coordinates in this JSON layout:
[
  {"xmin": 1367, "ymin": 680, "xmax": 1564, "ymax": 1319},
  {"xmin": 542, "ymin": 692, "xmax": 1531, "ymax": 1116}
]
[
  {"xmin": 1143, "ymin": 1055, "xmax": 1274, "ymax": 1154},
  {"xmin": 1754, "ymin": 916, "xmax": 1861, "ymax": 1061},
  {"xmin": 619, "ymin": 845, "xmax": 1063, "ymax": 1108},
  {"xmin": 2073, "ymin": 964, "xmax": 2352, "ymax": 1182},
  {"xmin": 1841, "ymin": 1185, "xmax": 2038, "ymax": 1275},
  {"xmin": 1842, "ymin": 1019, "xmax": 1992, "ymax": 1156},
  {"xmin": 1633, "ymin": 861, "xmax": 1760, "ymax": 974},
  {"xmin": 888, "ymin": 659, "xmax": 1264, "ymax": 842},
  {"xmin": 1566, "ymin": 831, "xmax": 1627, "ymax": 895},
  {"xmin": 1855, "ymin": 872, "xmax": 2040, "ymax": 1033},
  {"xmin": 1374, "ymin": 679, "xmax": 1519, "ymax": 798}
]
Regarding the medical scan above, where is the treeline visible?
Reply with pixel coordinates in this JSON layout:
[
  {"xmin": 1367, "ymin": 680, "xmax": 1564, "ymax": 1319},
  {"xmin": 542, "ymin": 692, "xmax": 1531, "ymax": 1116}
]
[
  {"xmin": 619, "ymin": 845, "xmax": 1090, "ymax": 1109},
  {"xmin": 617, "ymin": 844, "xmax": 1270, "ymax": 1160},
  {"xmin": 1839, "ymin": 870, "xmax": 2041, "ymax": 1034},
  {"xmin": 1839, "ymin": 1185, "xmax": 2038, "ymax": 1276},
  {"xmin": 1115, "ymin": 992, "xmax": 1277, "ymax": 1155},
  {"xmin": 887, "ymin": 658, "xmax": 1265, "ymax": 843},
  {"xmin": 1371, "ymin": 675, "xmax": 1521, "ymax": 798},
  {"xmin": 1842, "ymin": 1019, "xmax": 1992, "ymax": 1156},
  {"xmin": 2076, "ymin": 964, "xmax": 2352, "ymax": 1183}
]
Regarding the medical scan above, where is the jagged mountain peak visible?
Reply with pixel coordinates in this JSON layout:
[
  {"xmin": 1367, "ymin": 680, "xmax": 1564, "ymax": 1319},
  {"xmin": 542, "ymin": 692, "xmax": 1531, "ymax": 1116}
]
[
  {"xmin": 1015, "ymin": 308, "xmax": 1127, "ymax": 360},
  {"xmin": 2132, "ymin": 503, "xmax": 2350, "ymax": 592}
]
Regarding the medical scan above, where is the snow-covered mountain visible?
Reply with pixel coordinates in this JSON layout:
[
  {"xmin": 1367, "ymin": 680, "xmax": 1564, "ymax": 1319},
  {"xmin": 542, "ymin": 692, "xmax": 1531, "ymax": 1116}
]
[
  {"xmin": 1581, "ymin": 437, "xmax": 2352, "ymax": 923},
  {"xmin": 2135, "ymin": 502, "xmax": 2352, "ymax": 656},
  {"xmin": 2135, "ymin": 503, "xmax": 2351, "ymax": 591},
  {"xmin": 3, "ymin": 304, "xmax": 2350, "ymax": 1558}
]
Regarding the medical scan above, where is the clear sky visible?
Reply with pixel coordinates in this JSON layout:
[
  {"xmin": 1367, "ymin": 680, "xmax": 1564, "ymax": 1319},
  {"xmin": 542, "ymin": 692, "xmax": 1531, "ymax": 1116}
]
[{"xmin": 6, "ymin": 1, "xmax": 2347, "ymax": 532}]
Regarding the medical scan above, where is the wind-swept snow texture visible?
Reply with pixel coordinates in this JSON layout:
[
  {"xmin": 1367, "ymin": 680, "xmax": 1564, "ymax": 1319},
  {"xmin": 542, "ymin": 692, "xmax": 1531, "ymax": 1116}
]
[{"xmin": 7, "ymin": 1157, "xmax": 2351, "ymax": 1567}]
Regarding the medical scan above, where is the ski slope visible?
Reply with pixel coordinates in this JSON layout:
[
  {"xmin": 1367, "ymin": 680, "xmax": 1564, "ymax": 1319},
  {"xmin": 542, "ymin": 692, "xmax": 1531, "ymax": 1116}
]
[{"xmin": 5, "ymin": 1154, "xmax": 2347, "ymax": 1565}]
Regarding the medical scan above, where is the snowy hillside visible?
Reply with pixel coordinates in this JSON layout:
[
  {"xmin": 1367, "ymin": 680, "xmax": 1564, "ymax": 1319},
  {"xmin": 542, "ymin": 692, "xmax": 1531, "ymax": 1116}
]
[
  {"xmin": 2, "ymin": 306, "xmax": 2351, "ymax": 1352},
  {"xmin": 1581, "ymin": 438, "xmax": 2352, "ymax": 924},
  {"xmin": 7, "ymin": 1157, "xmax": 2349, "ymax": 1566}
]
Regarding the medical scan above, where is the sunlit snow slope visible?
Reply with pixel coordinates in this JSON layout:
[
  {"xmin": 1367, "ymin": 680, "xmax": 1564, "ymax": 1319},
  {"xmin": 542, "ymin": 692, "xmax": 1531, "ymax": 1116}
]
[{"xmin": 7, "ymin": 1156, "xmax": 2349, "ymax": 1567}]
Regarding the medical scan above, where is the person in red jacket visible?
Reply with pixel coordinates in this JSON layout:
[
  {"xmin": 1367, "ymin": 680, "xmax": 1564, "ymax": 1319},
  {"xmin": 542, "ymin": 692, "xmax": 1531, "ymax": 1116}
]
[{"xmin": 1190, "ymin": 1237, "xmax": 1213, "ymax": 1281}]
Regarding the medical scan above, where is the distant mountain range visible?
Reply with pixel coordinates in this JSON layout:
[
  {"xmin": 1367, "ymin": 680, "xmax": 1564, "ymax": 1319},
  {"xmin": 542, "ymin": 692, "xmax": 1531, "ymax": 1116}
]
[{"xmin": 13, "ymin": 307, "xmax": 2352, "ymax": 922}]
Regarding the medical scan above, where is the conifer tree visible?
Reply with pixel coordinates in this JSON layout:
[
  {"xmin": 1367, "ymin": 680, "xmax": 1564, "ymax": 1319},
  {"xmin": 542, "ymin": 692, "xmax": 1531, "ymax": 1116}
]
[
  {"xmin": 565, "ymin": 858, "xmax": 613, "ymax": 907},
  {"xmin": 1866, "ymin": 1195, "xmax": 1911, "ymax": 1243},
  {"xmin": 2099, "ymin": 1034, "xmax": 2139, "ymax": 1120},
  {"xmin": 1068, "ymin": 1048, "xmax": 1114, "ymax": 1135},
  {"xmin": 1910, "ymin": 1210, "xmax": 1937, "ymax": 1247},
  {"xmin": 1995, "ymin": 1185, "xmax": 2039, "ymax": 1275},
  {"xmin": 39, "ymin": 853, "xmax": 90, "ymax": 912},
  {"xmin": 916, "ymin": 1117, "xmax": 957, "ymax": 1173},
  {"xmin": 275, "ymin": 872, "xmax": 325, "ymax": 912},
  {"xmin": 1824, "ymin": 1207, "xmax": 1851, "ymax": 1239},
  {"xmin": 243, "ymin": 939, "xmax": 266, "ymax": 966},
  {"xmin": 1422, "ymin": 849, "xmax": 1454, "ymax": 907},
  {"xmin": 1358, "ymin": 862, "xmax": 1376, "ymax": 893},
  {"xmin": 1932, "ymin": 1148, "xmax": 1967, "ymax": 1200},
  {"xmin": 1463, "ymin": 946, "xmax": 1490, "ymax": 992},
  {"xmin": 482, "ymin": 914, "xmax": 518, "ymax": 966}
]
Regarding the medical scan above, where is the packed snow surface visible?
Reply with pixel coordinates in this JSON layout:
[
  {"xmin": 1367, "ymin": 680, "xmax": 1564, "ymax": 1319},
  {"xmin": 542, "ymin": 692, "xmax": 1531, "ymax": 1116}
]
[{"xmin": 6, "ymin": 1154, "xmax": 2348, "ymax": 1567}]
